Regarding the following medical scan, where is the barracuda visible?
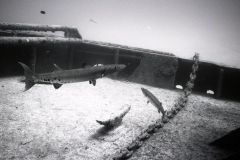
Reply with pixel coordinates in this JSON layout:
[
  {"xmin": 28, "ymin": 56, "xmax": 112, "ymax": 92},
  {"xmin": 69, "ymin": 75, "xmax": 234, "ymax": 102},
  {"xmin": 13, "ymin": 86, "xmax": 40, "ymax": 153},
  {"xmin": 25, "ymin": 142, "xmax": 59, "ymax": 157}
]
[
  {"xmin": 141, "ymin": 87, "xmax": 166, "ymax": 119},
  {"xmin": 18, "ymin": 62, "xmax": 126, "ymax": 91}
]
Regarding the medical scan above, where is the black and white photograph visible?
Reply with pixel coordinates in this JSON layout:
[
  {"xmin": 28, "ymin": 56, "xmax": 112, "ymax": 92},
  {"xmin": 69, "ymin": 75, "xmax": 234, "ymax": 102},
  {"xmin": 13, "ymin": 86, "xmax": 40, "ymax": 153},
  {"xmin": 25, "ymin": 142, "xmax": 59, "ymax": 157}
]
[{"xmin": 0, "ymin": 0, "xmax": 240, "ymax": 159}]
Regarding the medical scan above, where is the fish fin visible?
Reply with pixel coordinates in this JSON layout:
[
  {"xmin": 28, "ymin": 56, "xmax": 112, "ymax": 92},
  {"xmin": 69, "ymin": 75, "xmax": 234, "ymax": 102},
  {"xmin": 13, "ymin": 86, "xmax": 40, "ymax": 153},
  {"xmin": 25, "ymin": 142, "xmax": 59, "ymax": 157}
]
[
  {"xmin": 53, "ymin": 64, "xmax": 63, "ymax": 72},
  {"xmin": 92, "ymin": 79, "xmax": 96, "ymax": 86},
  {"xmin": 89, "ymin": 80, "xmax": 96, "ymax": 86},
  {"xmin": 101, "ymin": 68, "xmax": 106, "ymax": 77},
  {"xmin": 24, "ymin": 80, "xmax": 35, "ymax": 91},
  {"xmin": 53, "ymin": 83, "xmax": 63, "ymax": 89},
  {"xmin": 147, "ymin": 100, "xmax": 150, "ymax": 104},
  {"xmin": 18, "ymin": 62, "xmax": 36, "ymax": 91}
]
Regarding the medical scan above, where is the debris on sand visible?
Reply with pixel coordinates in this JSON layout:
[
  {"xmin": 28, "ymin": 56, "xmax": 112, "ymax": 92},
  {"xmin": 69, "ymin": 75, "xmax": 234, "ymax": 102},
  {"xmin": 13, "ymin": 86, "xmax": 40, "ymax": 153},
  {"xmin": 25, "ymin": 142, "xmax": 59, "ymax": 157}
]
[{"xmin": 96, "ymin": 105, "xmax": 131, "ymax": 128}]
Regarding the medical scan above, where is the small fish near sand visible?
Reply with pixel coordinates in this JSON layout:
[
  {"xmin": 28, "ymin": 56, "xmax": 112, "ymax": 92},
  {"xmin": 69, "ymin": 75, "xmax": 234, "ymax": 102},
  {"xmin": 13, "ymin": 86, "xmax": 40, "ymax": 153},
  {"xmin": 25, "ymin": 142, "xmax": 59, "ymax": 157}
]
[
  {"xmin": 18, "ymin": 62, "xmax": 126, "ymax": 91},
  {"xmin": 141, "ymin": 88, "xmax": 166, "ymax": 119}
]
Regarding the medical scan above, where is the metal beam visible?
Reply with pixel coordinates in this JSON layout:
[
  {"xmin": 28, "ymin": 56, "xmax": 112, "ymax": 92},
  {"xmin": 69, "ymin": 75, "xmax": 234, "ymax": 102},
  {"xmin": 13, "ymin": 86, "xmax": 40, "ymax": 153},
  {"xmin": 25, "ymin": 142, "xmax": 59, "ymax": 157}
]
[
  {"xmin": 0, "ymin": 30, "xmax": 62, "ymax": 37},
  {"xmin": 0, "ymin": 37, "xmax": 83, "ymax": 46},
  {"xmin": 0, "ymin": 22, "xmax": 82, "ymax": 38}
]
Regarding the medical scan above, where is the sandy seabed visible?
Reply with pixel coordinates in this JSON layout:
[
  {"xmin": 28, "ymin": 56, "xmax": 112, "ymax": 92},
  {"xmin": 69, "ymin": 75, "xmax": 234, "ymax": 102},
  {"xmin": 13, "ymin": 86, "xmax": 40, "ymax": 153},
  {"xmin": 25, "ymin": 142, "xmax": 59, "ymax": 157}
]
[{"xmin": 0, "ymin": 77, "xmax": 240, "ymax": 160}]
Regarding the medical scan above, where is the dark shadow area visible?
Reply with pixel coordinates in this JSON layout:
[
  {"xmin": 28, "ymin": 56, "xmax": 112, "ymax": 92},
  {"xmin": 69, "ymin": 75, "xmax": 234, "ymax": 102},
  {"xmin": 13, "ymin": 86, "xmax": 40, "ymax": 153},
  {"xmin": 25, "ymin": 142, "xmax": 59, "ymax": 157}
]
[
  {"xmin": 188, "ymin": 126, "xmax": 235, "ymax": 160},
  {"xmin": 0, "ymin": 47, "xmax": 32, "ymax": 76},
  {"xmin": 179, "ymin": 101, "xmax": 238, "ymax": 159},
  {"xmin": 35, "ymin": 46, "xmax": 69, "ymax": 73},
  {"xmin": 221, "ymin": 67, "xmax": 240, "ymax": 101},
  {"xmin": 0, "ymin": 46, "xmax": 70, "ymax": 76},
  {"xmin": 210, "ymin": 127, "xmax": 240, "ymax": 151},
  {"xmin": 175, "ymin": 58, "xmax": 240, "ymax": 102},
  {"xmin": 73, "ymin": 49, "xmax": 115, "ymax": 69},
  {"xmin": 222, "ymin": 150, "xmax": 240, "ymax": 160},
  {"xmin": 173, "ymin": 88, "xmax": 216, "ymax": 100},
  {"xmin": 175, "ymin": 58, "xmax": 219, "ymax": 93},
  {"xmin": 118, "ymin": 50, "xmax": 142, "ymax": 79},
  {"xmin": 89, "ymin": 122, "xmax": 122, "ymax": 140}
]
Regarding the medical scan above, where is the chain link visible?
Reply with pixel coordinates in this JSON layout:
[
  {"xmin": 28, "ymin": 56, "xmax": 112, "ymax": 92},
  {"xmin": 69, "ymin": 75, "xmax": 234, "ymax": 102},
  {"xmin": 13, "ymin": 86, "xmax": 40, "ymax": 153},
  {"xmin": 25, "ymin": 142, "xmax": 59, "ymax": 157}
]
[
  {"xmin": 113, "ymin": 53, "xmax": 199, "ymax": 160},
  {"xmin": 164, "ymin": 53, "xmax": 199, "ymax": 121}
]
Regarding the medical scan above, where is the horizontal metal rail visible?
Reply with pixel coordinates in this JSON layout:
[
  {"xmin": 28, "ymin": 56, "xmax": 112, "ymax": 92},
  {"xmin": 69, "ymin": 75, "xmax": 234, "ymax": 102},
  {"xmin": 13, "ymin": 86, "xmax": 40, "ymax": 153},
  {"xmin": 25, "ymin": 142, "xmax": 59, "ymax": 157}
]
[
  {"xmin": 0, "ymin": 30, "xmax": 62, "ymax": 37},
  {"xmin": 0, "ymin": 37, "xmax": 175, "ymax": 57},
  {"xmin": 83, "ymin": 40, "xmax": 175, "ymax": 57},
  {"xmin": 0, "ymin": 22, "xmax": 82, "ymax": 38},
  {"xmin": 0, "ymin": 37, "xmax": 82, "ymax": 46}
]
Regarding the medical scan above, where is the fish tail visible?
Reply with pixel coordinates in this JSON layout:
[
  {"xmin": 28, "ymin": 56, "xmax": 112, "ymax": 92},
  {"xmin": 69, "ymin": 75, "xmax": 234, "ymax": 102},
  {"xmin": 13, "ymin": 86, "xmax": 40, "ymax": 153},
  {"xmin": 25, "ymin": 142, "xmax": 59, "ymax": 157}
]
[{"xmin": 18, "ymin": 62, "xmax": 36, "ymax": 91}]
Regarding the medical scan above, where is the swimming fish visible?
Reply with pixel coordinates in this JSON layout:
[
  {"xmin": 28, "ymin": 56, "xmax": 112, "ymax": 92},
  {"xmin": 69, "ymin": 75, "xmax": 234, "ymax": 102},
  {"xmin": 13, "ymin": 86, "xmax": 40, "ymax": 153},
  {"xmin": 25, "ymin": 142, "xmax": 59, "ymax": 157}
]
[
  {"xmin": 90, "ymin": 19, "xmax": 98, "ymax": 23},
  {"xmin": 82, "ymin": 63, "xmax": 96, "ymax": 86},
  {"xmin": 18, "ymin": 62, "xmax": 126, "ymax": 91},
  {"xmin": 141, "ymin": 87, "xmax": 166, "ymax": 119}
]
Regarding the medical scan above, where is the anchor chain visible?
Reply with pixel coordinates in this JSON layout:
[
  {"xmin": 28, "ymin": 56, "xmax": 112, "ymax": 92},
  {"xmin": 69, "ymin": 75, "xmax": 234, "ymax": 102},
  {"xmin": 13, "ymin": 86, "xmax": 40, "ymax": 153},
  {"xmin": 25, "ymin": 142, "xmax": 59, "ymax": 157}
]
[
  {"xmin": 113, "ymin": 53, "xmax": 199, "ymax": 160},
  {"xmin": 166, "ymin": 53, "xmax": 199, "ymax": 119}
]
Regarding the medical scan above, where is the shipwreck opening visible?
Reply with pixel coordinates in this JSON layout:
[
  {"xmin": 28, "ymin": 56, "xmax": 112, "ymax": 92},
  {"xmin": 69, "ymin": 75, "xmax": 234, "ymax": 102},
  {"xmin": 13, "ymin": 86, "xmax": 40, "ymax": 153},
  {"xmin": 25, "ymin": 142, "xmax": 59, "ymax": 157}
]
[{"xmin": 0, "ymin": 47, "xmax": 35, "ymax": 76}]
